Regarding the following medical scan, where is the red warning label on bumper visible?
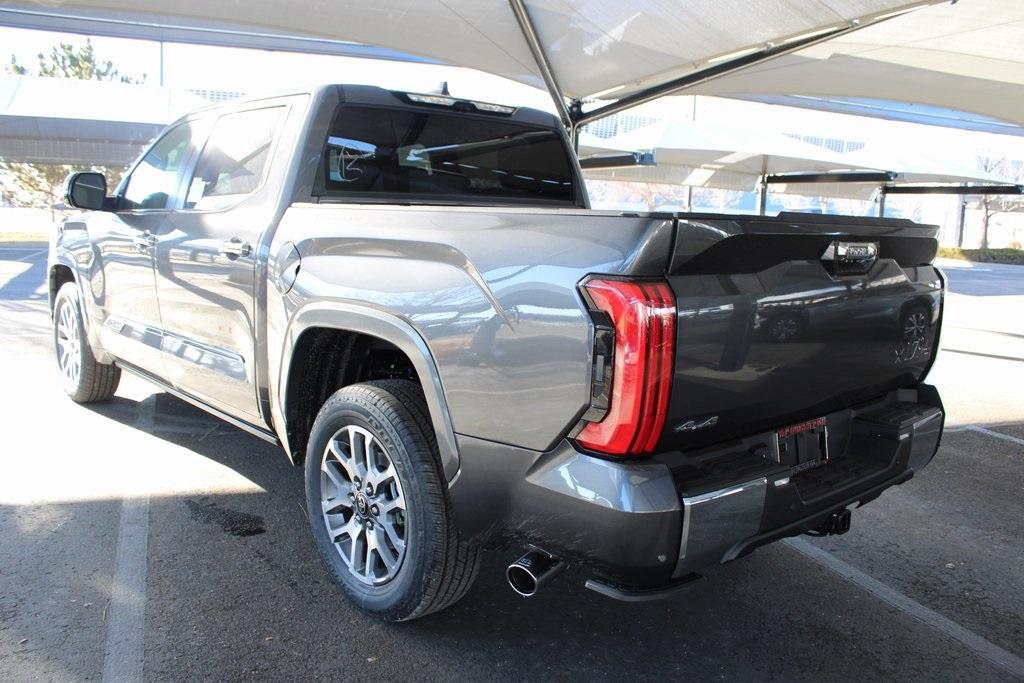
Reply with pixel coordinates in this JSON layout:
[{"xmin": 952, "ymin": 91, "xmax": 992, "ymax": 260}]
[{"xmin": 777, "ymin": 416, "xmax": 826, "ymax": 438}]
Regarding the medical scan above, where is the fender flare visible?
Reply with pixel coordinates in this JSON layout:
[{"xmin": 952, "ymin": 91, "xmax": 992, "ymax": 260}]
[
  {"xmin": 48, "ymin": 251, "xmax": 80, "ymax": 312},
  {"xmin": 49, "ymin": 245, "xmax": 114, "ymax": 364},
  {"xmin": 49, "ymin": 251, "xmax": 98, "ymax": 343},
  {"xmin": 273, "ymin": 301, "xmax": 461, "ymax": 482}
]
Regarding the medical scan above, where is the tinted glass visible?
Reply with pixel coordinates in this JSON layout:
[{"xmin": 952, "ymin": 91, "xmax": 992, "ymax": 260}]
[
  {"xmin": 320, "ymin": 106, "xmax": 576, "ymax": 204},
  {"xmin": 122, "ymin": 123, "xmax": 194, "ymax": 210},
  {"xmin": 185, "ymin": 107, "xmax": 284, "ymax": 210}
]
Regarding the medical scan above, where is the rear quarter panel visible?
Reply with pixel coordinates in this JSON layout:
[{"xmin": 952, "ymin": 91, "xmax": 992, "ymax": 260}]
[{"xmin": 267, "ymin": 204, "xmax": 673, "ymax": 452}]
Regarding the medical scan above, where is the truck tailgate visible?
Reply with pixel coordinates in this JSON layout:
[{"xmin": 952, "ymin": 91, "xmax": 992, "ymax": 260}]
[{"xmin": 661, "ymin": 212, "xmax": 942, "ymax": 452}]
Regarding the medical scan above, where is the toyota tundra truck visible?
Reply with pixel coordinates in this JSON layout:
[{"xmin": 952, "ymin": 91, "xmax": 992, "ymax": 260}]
[{"xmin": 50, "ymin": 84, "xmax": 944, "ymax": 621}]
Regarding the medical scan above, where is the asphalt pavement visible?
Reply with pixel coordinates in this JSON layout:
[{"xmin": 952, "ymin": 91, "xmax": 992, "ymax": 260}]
[{"xmin": 0, "ymin": 246, "xmax": 1021, "ymax": 681}]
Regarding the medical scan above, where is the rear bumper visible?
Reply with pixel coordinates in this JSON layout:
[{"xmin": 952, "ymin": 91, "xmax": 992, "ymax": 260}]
[{"xmin": 449, "ymin": 385, "xmax": 943, "ymax": 591}]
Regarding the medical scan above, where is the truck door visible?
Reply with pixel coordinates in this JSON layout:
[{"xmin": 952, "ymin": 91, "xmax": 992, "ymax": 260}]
[
  {"xmin": 153, "ymin": 104, "xmax": 287, "ymax": 425},
  {"xmin": 95, "ymin": 121, "xmax": 200, "ymax": 379}
]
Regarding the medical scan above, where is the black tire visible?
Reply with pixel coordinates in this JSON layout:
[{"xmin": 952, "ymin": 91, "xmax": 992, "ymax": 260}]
[
  {"xmin": 304, "ymin": 380, "xmax": 480, "ymax": 621},
  {"xmin": 53, "ymin": 282, "xmax": 120, "ymax": 403}
]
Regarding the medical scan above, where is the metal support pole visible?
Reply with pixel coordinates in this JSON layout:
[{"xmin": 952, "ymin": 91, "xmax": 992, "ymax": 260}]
[
  {"xmin": 878, "ymin": 187, "xmax": 886, "ymax": 218},
  {"xmin": 572, "ymin": 5, "xmax": 928, "ymax": 129},
  {"xmin": 758, "ymin": 176, "xmax": 768, "ymax": 216},
  {"xmin": 955, "ymin": 197, "xmax": 967, "ymax": 247},
  {"xmin": 508, "ymin": 0, "xmax": 572, "ymax": 129}
]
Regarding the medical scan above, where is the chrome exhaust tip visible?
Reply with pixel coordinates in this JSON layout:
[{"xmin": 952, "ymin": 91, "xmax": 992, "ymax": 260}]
[{"xmin": 506, "ymin": 548, "xmax": 565, "ymax": 597}]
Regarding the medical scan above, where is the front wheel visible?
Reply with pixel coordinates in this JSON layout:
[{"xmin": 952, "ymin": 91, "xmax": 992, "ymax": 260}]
[
  {"xmin": 304, "ymin": 380, "xmax": 480, "ymax": 621},
  {"xmin": 53, "ymin": 282, "xmax": 120, "ymax": 403}
]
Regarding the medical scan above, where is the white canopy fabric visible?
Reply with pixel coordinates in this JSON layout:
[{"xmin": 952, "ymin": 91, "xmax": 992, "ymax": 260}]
[
  {"xmin": 580, "ymin": 121, "xmax": 1016, "ymax": 199},
  {"xmin": 2, "ymin": 0, "xmax": 935, "ymax": 101},
  {"xmin": 685, "ymin": 0, "xmax": 1024, "ymax": 128},
  {"xmin": 579, "ymin": 123, "xmax": 871, "ymax": 191}
]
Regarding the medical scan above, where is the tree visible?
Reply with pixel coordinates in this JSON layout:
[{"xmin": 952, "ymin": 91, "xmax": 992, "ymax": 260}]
[
  {"xmin": 975, "ymin": 155, "xmax": 1024, "ymax": 249},
  {"xmin": 0, "ymin": 163, "xmax": 124, "ymax": 209},
  {"xmin": 6, "ymin": 38, "xmax": 146, "ymax": 83},
  {"xmin": 1, "ymin": 39, "xmax": 144, "ymax": 208}
]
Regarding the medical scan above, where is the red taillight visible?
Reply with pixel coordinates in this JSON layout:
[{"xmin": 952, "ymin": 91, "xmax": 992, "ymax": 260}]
[{"xmin": 576, "ymin": 278, "xmax": 676, "ymax": 456}]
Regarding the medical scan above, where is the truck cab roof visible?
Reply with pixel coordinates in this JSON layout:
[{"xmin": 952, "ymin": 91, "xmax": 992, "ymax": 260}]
[{"xmin": 179, "ymin": 83, "xmax": 562, "ymax": 132}]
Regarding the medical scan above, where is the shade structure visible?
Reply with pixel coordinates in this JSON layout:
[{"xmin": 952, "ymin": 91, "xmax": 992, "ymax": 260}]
[
  {"xmin": 686, "ymin": 0, "xmax": 1024, "ymax": 130},
  {"xmin": 579, "ymin": 121, "xmax": 1016, "ymax": 200},
  {"xmin": 769, "ymin": 141, "xmax": 1019, "ymax": 199},
  {"xmin": 579, "ymin": 123, "xmax": 879, "ymax": 192},
  {"xmin": 0, "ymin": 0, "xmax": 936, "ymax": 103}
]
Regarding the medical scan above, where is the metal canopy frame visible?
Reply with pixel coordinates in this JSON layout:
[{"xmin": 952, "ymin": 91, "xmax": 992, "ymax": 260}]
[
  {"xmin": 757, "ymin": 171, "xmax": 899, "ymax": 216},
  {"xmin": 9, "ymin": 1, "xmax": 937, "ymax": 137},
  {"xmin": 881, "ymin": 184, "xmax": 1024, "ymax": 195},
  {"xmin": 507, "ymin": 0, "xmax": 572, "ymax": 128},
  {"xmin": 507, "ymin": 0, "xmax": 937, "ymax": 150},
  {"xmin": 577, "ymin": 151, "xmax": 657, "ymax": 170},
  {"xmin": 765, "ymin": 171, "xmax": 897, "ymax": 185},
  {"xmin": 877, "ymin": 184, "xmax": 1023, "ymax": 222}
]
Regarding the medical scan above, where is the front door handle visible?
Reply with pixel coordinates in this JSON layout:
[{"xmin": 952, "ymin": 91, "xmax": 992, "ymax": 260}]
[
  {"xmin": 219, "ymin": 237, "xmax": 251, "ymax": 259},
  {"xmin": 133, "ymin": 232, "xmax": 156, "ymax": 252}
]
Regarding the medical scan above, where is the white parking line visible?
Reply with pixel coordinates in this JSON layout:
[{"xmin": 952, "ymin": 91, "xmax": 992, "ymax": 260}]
[
  {"xmin": 967, "ymin": 425, "xmax": 1024, "ymax": 447},
  {"xmin": 102, "ymin": 396, "xmax": 154, "ymax": 683},
  {"xmin": 785, "ymin": 537, "xmax": 1024, "ymax": 678},
  {"xmin": 0, "ymin": 249, "xmax": 46, "ymax": 262}
]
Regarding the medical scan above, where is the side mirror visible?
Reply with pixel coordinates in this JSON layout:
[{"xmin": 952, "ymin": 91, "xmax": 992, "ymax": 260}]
[{"xmin": 65, "ymin": 172, "xmax": 108, "ymax": 211}]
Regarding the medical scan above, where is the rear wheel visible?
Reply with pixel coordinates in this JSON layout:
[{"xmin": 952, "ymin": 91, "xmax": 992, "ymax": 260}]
[
  {"xmin": 304, "ymin": 380, "xmax": 479, "ymax": 621},
  {"xmin": 53, "ymin": 282, "xmax": 120, "ymax": 403}
]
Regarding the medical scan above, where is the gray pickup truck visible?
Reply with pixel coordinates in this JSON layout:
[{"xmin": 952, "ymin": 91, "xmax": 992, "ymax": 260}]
[{"xmin": 51, "ymin": 84, "xmax": 945, "ymax": 621}]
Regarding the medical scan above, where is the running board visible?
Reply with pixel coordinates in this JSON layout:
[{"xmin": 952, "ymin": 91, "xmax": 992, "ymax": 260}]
[{"xmin": 114, "ymin": 361, "xmax": 280, "ymax": 445}]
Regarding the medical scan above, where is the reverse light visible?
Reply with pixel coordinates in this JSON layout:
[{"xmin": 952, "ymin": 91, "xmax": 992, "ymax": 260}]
[{"xmin": 576, "ymin": 278, "xmax": 676, "ymax": 456}]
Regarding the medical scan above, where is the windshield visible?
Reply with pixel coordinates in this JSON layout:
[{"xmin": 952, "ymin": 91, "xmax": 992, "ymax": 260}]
[{"xmin": 318, "ymin": 105, "xmax": 577, "ymax": 205}]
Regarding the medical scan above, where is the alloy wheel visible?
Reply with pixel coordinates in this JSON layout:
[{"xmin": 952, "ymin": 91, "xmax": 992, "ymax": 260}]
[
  {"xmin": 320, "ymin": 425, "xmax": 408, "ymax": 585},
  {"xmin": 56, "ymin": 300, "xmax": 82, "ymax": 390}
]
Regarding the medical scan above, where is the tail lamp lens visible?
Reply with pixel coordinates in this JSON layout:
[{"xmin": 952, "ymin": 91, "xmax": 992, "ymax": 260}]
[{"xmin": 576, "ymin": 278, "xmax": 676, "ymax": 456}]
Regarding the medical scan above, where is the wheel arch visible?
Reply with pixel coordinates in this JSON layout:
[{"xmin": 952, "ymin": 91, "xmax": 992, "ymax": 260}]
[
  {"xmin": 48, "ymin": 258, "xmax": 78, "ymax": 314},
  {"xmin": 274, "ymin": 302, "xmax": 460, "ymax": 481}
]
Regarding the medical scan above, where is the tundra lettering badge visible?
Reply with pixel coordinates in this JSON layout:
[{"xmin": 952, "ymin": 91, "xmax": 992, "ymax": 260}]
[
  {"xmin": 821, "ymin": 240, "xmax": 878, "ymax": 275},
  {"xmin": 675, "ymin": 415, "xmax": 719, "ymax": 432}
]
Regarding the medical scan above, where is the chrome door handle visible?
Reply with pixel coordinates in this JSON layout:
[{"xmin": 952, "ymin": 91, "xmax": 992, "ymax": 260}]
[
  {"xmin": 219, "ymin": 237, "xmax": 251, "ymax": 258},
  {"xmin": 133, "ymin": 233, "xmax": 156, "ymax": 251}
]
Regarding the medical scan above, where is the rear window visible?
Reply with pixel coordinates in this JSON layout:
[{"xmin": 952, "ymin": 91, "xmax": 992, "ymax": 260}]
[{"xmin": 318, "ymin": 105, "xmax": 577, "ymax": 205}]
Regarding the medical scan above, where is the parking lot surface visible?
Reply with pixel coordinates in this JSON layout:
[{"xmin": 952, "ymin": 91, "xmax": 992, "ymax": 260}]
[{"xmin": 1, "ymin": 246, "xmax": 1022, "ymax": 681}]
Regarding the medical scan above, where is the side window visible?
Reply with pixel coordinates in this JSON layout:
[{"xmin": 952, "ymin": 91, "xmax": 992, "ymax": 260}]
[
  {"xmin": 122, "ymin": 123, "xmax": 195, "ymax": 210},
  {"xmin": 184, "ymin": 107, "xmax": 284, "ymax": 211}
]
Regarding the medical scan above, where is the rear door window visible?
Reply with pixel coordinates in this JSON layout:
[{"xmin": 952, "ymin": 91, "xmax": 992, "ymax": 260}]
[
  {"xmin": 319, "ymin": 106, "xmax": 576, "ymax": 205},
  {"xmin": 185, "ymin": 106, "xmax": 285, "ymax": 211}
]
